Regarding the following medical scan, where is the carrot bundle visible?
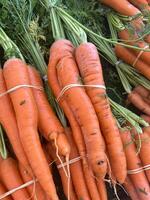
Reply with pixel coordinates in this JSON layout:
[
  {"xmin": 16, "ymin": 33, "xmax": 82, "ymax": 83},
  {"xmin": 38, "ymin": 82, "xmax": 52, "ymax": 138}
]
[
  {"xmin": 3, "ymin": 58, "xmax": 59, "ymax": 200},
  {"xmin": 120, "ymin": 129, "xmax": 150, "ymax": 200},
  {"xmin": 75, "ymin": 42, "xmax": 127, "ymax": 184}
]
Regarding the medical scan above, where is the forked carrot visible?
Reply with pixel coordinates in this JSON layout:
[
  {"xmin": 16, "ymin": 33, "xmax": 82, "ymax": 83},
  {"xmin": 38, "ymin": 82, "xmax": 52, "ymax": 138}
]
[{"xmin": 3, "ymin": 58, "xmax": 59, "ymax": 200}]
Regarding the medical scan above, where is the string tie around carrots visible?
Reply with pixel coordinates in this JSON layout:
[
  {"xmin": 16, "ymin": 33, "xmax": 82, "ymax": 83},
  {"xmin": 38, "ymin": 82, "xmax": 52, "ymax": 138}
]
[
  {"xmin": 56, "ymin": 83, "xmax": 106, "ymax": 102},
  {"xmin": 132, "ymin": 45, "xmax": 149, "ymax": 67},
  {"xmin": 127, "ymin": 164, "xmax": 150, "ymax": 174},
  {"xmin": 0, "ymin": 84, "xmax": 43, "ymax": 98},
  {"xmin": 115, "ymin": 60, "xmax": 123, "ymax": 67},
  {"xmin": 43, "ymin": 75, "xmax": 48, "ymax": 82}
]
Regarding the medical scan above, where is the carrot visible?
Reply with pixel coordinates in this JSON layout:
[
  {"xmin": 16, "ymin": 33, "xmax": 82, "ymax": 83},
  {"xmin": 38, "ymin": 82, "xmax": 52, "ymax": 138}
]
[
  {"xmin": 120, "ymin": 129, "xmax": 150, "ymax": 200},
  {"xmin": 27, "ymin": 65, "xmax": 70, "ymax": 158},
  {"xmin": 118, "ymin": 29, "xmax": 150, "ymax": 66},
  {"xmin": 57, "ymin": 55, "xmax": 107, "ymax": 179},
  {"xmin": 115, "ymin": 44, "xmax": 150, "ymax": 80},
  {"xmin": 65, "ymin": 127, "xmax": 91, "ymax": 200},
  {"xmin": 3, "ymin": 58, "xmax": 59, "ymax": 200},
  {"xmin": 134, "ymin": 129, "xmax": 150, "ymax": 183},
  {"xmin": 128, "ymin": 0, "xmax": 150, "ymax": 11},
  {"xmin": 0, "ymin": 182, "xmax": 13, "ymax": 200},
  {"xmin": 128, "ymin": 90, "xmax": 150, "ymax": 115},
  {"xmin": 0, "ymin": 157, "xmax": 30, "ymax": 200},
  {"xmin": 133, "ymin": 85, "xmax": 150, "ymax": 99},
  {"xmin": 100, "ymin": 0, "xmax": 144, "ymax": 29},
  {"xmin": 123, "ymin": 176, "xmax": 140, "ymax": 200},
  {"xmin": 141, "ymin": 114, "xmax": 150, "ymax": 123},
  {"xmin": 46, "ymin": 143, "xmax": 78, "ymax": 200},
  {"xmin": 75, "ymin": 42, "xmax": 127, "ymax": 183},
  {"xmin": 96, "ymin": 179, "xmax": 108, "ymax": 200},
  {"xmin": 48, "ymin": 39, "xmax": 102, "ymax": 199},
  {"xmin": 19, "ymin": 163, "xmax": 49, "ymax": 200},
  {"xmin": 0, "ymin": 69, "xmax": 31, "ymax": 173}
]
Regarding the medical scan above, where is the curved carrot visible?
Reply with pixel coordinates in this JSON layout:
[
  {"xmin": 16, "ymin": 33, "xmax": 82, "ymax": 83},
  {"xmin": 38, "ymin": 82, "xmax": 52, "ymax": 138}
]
[
  {"xmin": 123, "ymin": 176, "xmax": 140, "ymax": 200},
  {"xmin": 0, "ymin": 182, "xmax": 13, "ymax": 200},
  {"xmin": 57, "ymin": 56, "xmax": 107, "ymax": 179},
  {"xmin": 120, "ymin": 129, "xmax": 150, "ymax": 200},
  {"xmin": 115, "ymin": 44, "xmax": 150, "ymax": 80},
  {"xmin": 65, "ymin": 127, "xmax": 91, "ymax": 200},
  {"xmin": 0, "ymin": 69, "xmax": 31, "ymax": 173},
  {"xmin": 128, "ymin": 90, "xmax": 150, "ymax": 115},
  {"xmin": 46, "ymin": 143, "xmax": 78, "ymax": 200},
  {"xmin": 19, "ymin": 163, "xmax": 49, "ymax": 200},
  {"xmin": 27, "ymin": 65, "xmax": 70, "ymax": 157},
  {"xmin": 0, "ymin": 157, "xmax": 30, "ymax": 200},
  {"xmin": 3, "ymin": 58, "xmax": 58, "ymax": 200},
  {"xmin": 48, "ymin": 39, "xmax": 102, "ymax": 199},
  {"xmin": 75, "ymin": 42, "xmax": 127, "ymax": 183}
]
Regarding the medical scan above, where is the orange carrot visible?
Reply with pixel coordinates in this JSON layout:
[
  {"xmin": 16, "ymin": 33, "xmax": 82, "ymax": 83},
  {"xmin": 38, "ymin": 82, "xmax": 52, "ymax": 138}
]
[
  {"xmin": 0, "ymin": 157, "xmax": 30, "ymax": 200},
  {"xmin": 65, "ymin": 127, "xmax": 91, "ymax": 200},
  {"xmin": 46, "ymin": 143, "xmax": 78, "ymax": 200},
  {"xmin": 123, "ymin": 176, "xmax": 140, "ymax": 200},
  {"xmin": 3, "ymin": 58, "xmax": 58, "ymax": 200},
  {"xmin": 96, "ymin": 179, "xmax": 108, "ymax": 200},
  {"xmin": 115, "ymin": 44, "xmax": 150, "ymax": 80},
  {"xmin": 0, "ymin": 69, "xmax": 31, "ymax": 173},
  {"xmin": 134, "ymin": 129, "xmax": 150, "ymax": 183},
  {"xmin": 141, "ymin": 114, "xmax": 150, "ymax": 123},
  {"xmin": 75, "ymin": 42, "xmax": 127, "ymax": 183},
  {"xmin": 19, "ymin": 163, "xmax": 49, "ymax": 200},
  {"xmin": 133, "ymin": 85, "xmax": 150, "ymax": 99},
  {"xmin": 128, "ymin": 0, "xmax": 150, "ymax": 11},
  {"xmin": 120, "ymin": 129, "xmax": 150, "ymax": 200},
  {"xmin": 118, "ymin": 29, "xmax": 150, "ymax": 66},
  {"xmin": 27, "ymin": 65, "xmax": 70, "ymax": 158},
  {"xmin": 48, "ymin": 39, "xmax": 103, "ymax": 199},
  {"xmin": 128, "ymin": 90, "xmax": 150, "ymax": 115},
  {"xmin": 100, "ymin": 0, "xmax": 144, "ymax": 29},
  {"xmin": 0, "ymin": 182, "xmax": 13, "ymax": 200},
  {"xmin": 57, "ymin": 55, "xmax": 107, "ymax": 179}
]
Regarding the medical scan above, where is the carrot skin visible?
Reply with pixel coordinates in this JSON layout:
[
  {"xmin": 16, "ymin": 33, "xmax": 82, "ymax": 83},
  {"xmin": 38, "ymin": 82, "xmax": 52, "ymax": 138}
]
[
  {"xmin": 0, "ymin": 158, "xmax": 30, "ymax": 200},
  {"xmin": 3, "ymin": 58, "xmax": 59, "ymax": 200},
  {"xmin": 0, "ymin": 182, "xmax": 13, "ymax": 200},
  {"xmin": 75, "ymin": 42, "xmax": 127, "ymax": 183},
  {"xmin": 27, "ymin": 66, "xmax": 70, "ymax": 157},
  {"xmin": 57, "ymin": 56, "xmax": 107, "ymax": 178},
  {"xmin": 120, "ymin": 129, "xmax": 150, "ymax": 200}
]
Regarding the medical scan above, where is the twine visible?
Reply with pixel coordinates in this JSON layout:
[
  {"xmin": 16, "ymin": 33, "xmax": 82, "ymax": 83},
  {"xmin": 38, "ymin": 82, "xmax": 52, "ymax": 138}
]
[
  {"xmin": 57, "ymin": 83, "xmax": 106, "ymax": 102},
  {"xmin": 0, "ymin": 84, "xmax": 43, "ymax": 98},
  {"xmin": 43, "ymin": 75, "xmax": 48, "ymax": 82},
  {"xmin": 132, "ymin": 45, "xmax": 149, "ymax": 67},
  {"xmin": 115, "ymin": 60, "xmax": 123, "ymax": 67},
  {"xmin": 127, "ymin": 164, "xmax": 150, "ymax": 174}
]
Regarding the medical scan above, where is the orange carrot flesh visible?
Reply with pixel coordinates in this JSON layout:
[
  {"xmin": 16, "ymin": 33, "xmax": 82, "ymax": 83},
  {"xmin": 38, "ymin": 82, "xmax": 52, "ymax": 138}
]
[
  {"xmin": 65, "ymin": 127, "xmax": 91, "ymax": 200},
  {"xmin": 123, "ymin": 176, "xmax": 140, "ymax": 200},
  {"xmin": 115, "ymin": 44, "xmax": 150, "ymax": 80},
  {"xmin": 27, "ymin": 66, "xmax": 70, "ymax": 157},
  {"xmin": 57, "ymin": 56, "xmax": 107, "ymax": 179},
  {"xmin": 3, "ymin": 58, "xmax": 58, "ymax": 200},
  {"xmin": 0, "ymin": 69, "xmax": 30, "ymax": 173},
  {"xmin": 0, "ymin": 158, "xmax": 30, "ymax": 200},
  {"xmin": 0, "ymin": 182, "xmax": 13, "ymax": 200},
  {"xmin": 120, "ymin": 129, "xmax": 150, "ymax": 200},
  {"xmin": 75, "ymin": 42, "xmax": 127, "ymax": 184},
  {"xmin": 128, "ymin": 91, "xmax": 150, "ymax": 115},
  {"xmin": 46, "ymin": 143, "xmax": 78, "ymax": 200},
  {"xmin": 48, "ymin": 39, "xmax": 103, "ymax": 199}
]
